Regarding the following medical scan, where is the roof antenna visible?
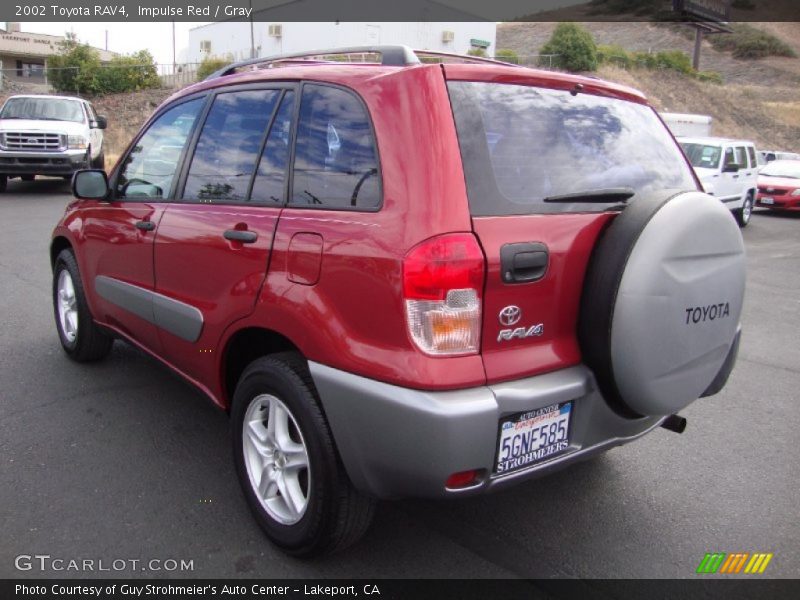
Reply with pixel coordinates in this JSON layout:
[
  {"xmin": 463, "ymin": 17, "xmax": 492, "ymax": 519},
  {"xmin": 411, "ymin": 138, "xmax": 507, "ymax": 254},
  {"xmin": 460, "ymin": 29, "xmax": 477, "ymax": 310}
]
[{"xmin": 570, "ymin": 83, "xmax": 584, "ymax": 96}]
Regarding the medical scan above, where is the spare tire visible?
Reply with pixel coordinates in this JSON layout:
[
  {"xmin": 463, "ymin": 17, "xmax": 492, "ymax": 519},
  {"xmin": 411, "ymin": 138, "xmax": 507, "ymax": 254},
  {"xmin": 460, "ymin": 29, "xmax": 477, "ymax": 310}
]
[{"xmin": 579, "ymin": 190, "xmax": 746, "ymax": 418}]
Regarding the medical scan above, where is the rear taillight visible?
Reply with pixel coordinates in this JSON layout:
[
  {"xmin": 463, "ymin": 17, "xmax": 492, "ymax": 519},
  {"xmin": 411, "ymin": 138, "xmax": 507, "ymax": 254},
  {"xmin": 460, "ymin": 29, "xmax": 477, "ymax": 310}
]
[{"xmin": 403, "ymin": 233, "xmax": 484, "ymax": 356}]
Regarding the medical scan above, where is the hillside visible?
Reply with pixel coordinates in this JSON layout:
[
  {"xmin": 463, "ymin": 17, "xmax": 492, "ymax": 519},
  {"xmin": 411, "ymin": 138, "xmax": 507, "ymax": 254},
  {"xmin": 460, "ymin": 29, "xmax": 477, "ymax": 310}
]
[{"xmin": 498, "ymin": 22, "xmax": 800, "ymax": 151}]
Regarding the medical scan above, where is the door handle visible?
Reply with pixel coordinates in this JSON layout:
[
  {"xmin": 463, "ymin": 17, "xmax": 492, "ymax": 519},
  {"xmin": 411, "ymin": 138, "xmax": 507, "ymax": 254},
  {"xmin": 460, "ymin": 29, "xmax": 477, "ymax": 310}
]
[
  {"xmin": 500, "ymin": 242, "xmax": 549, "ymax": 283},
  {"xmin": 135, "ymin": 220, "xmax": 155, "ymax": 231},
  {"xmin": 224, "ymin": 229, "xmax": 258, "ymax": 243}
]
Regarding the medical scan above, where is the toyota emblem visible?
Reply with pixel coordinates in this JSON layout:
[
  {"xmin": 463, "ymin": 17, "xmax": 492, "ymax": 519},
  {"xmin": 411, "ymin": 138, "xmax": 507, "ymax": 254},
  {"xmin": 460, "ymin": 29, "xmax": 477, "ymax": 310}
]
[{"xmin": 498, "ymin": 305, "xmax": 521, "ymax": 327}]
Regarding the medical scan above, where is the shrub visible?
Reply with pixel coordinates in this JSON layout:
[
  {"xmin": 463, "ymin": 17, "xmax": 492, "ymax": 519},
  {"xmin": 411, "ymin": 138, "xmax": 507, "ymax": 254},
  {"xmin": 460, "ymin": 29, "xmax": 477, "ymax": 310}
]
[
  {"xmin": 98, "ymin": 51, "xmax": 161, "ymax": 93},
  {"xmin": 467, "ymin": 48, "xmax": 488, "ymax": 58},
  {"xmin": 196, "ymin": 56, "xmax": 231, "ymax": 81},
  {"xmin": 696, "ymin": 70, "xmax": 724, "ymax": 84},
  {"xmin": 708, "ymin": 24, "xmax": 796, "ymax": 59},
  {"xmin": 539, "ymin": 23, "xmax": 598, "ymax": 72},
  {"xmin": 494, "ymin": 49, "xmax": 519, "ymax": 64},
  {"xmin": 48, "ymin": 36, "xmax": 161, "ymax": 95},
  {"xmin": 597, "ymin": 44, "xmax": 632, "ymax": 68}
]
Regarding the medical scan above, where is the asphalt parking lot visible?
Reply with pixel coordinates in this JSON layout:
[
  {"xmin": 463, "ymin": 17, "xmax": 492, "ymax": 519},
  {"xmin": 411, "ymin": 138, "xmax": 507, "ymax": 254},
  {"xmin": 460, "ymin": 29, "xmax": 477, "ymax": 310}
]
[{"xmin": 1, "ymin": 178, "xmax": 798, "ymax": 580}]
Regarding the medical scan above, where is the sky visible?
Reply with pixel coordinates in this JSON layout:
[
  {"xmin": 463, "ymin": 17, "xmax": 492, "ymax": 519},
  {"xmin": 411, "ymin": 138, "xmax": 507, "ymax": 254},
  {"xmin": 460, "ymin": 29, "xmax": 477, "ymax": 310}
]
[{"xmin": 19, "ymin": 22, "xmax": 208, "ymax": 65}]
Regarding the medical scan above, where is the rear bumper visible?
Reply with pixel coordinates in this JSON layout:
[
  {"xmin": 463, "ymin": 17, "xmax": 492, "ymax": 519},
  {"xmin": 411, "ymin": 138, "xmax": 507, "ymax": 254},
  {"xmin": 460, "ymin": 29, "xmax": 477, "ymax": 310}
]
[
  {"xmin": 0, "ymin": 150, "xmax": 87, "ymax": 176},
  {"xmin": 310, "ymin": 362, "xmax": 664, "ymax": 499},
  {"xmin": 756, "ymin": 193, "xmax": 800, "ymax": 210}
]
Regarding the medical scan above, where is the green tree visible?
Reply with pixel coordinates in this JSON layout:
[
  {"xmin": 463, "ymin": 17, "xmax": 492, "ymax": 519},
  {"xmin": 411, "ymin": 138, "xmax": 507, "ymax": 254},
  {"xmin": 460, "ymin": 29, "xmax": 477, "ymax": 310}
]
[
  {"xmin": 539, "ymin": 23, "xmax": 598, "ymax": 72},
  {"xmin": 467, "ymin": 47, "xmax": 488, "ymax": 58},
  {"xmin": 196, "ymin": 56, "xmax": 231, "ymax": 81},
  {"xmin": 48, "ymin": 35, "xmax": 102, "ymax": 95}
]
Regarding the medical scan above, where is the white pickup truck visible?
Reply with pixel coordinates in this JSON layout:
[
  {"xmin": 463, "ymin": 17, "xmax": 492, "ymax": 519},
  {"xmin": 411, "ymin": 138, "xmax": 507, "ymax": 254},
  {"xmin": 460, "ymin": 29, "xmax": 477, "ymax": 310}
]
[
  {"xmin": 679, "ymin": 136, "xmax": 759, "ymax": 227},
  {"xmin": 0, "ymin": 94, "xmax": 107, "ymax": 192}
]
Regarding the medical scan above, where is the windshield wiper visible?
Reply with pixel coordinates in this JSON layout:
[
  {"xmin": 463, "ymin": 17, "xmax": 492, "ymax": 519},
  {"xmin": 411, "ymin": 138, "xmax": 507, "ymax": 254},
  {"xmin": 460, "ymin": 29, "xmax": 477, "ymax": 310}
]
[{"xmin": 543, "ymin": 187, "xmax": 635, "ymax": 204}]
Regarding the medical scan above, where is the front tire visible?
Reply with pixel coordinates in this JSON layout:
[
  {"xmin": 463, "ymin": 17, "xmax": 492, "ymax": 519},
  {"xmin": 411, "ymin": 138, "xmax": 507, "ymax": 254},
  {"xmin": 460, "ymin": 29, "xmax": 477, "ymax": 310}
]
[
  {"xmin": 736, "ymin": 192, "xmax": 754, "ymax": 228},
  {"xmin": 53, "ymin": 249, "xmax": 113, "ymax": 362},
  {"xmin": 231, "ymin": 353, "xmax": 375, "ymax": 556},
  {"xmin": 0, "ymin": 175, "xmax": 7, "ymax": 192},
  {"xmin": 21, "ymin": 175, "xmax": 35, "ymax": 182}
]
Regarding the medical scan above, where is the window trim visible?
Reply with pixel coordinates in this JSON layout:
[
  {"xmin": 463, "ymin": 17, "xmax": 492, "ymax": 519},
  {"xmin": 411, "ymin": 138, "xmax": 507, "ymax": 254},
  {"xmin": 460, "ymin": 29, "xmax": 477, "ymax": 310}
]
[
  {"xmin": 175, "ymin": 82, "xmax": 297, "ymax": 206},
  {"xmin": 109, "ymin": 92, "xmax": 210, "ymax": 203},
  {"xmin": 285, "ymin": 81, "xmax": 384, "ymax": 214}
]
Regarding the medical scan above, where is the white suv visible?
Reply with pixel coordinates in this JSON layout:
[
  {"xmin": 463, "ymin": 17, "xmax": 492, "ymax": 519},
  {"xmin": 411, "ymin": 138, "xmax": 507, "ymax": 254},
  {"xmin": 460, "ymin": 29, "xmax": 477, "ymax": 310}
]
[
  {"xmin": 0, "ymin": 94, "xmax": 107, "ymax": 192},
  {"xmin": 679, "ymin": 137, "xmax": 758, "ymax": 227}
]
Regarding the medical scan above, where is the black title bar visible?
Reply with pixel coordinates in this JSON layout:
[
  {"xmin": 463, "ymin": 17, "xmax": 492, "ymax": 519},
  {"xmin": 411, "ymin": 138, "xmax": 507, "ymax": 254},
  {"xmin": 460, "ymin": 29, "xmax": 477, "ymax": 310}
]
[{"xmin": 2, "ymin": 0, "xmax": 799, "ymax": 22}]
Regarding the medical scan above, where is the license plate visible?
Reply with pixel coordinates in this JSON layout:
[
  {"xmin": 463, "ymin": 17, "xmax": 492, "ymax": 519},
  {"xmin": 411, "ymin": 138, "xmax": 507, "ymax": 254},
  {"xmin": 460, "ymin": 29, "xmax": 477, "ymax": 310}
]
[
  {"xmin": 495, "ymin": 402, "xmax": 572, "ymax": 474},
  {"xmin": 761, "ymin": 197, "xmax": 774, "ymax": 205}
]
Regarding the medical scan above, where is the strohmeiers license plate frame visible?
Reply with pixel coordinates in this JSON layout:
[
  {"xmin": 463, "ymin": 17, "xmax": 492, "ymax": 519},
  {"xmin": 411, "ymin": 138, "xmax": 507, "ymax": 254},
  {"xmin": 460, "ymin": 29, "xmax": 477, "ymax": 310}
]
[{"xmin": 494, "ymin": 401, "xmax": 572, "ymax": 475}]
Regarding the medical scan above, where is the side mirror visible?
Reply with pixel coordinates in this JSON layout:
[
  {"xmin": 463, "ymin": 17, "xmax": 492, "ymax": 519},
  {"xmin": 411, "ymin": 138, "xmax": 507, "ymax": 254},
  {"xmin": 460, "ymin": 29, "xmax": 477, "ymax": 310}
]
[
  {"xmin": 73, "ymin": 169, "xmax": 110, "ymax": 200},
  {"xmin": 722, "ymin": 163, "xmax": 740, "ymax": 173},
  {"xmin": 91, "ymin": 116, "xmax": 108, "ymax": 130}
]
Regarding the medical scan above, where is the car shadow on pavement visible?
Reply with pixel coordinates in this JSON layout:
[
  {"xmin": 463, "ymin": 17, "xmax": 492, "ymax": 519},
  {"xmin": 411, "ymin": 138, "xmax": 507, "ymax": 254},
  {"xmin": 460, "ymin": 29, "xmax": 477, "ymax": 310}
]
[{"xmin": 5, "ymin": 177, "xmax": 72, "ymax": 195}]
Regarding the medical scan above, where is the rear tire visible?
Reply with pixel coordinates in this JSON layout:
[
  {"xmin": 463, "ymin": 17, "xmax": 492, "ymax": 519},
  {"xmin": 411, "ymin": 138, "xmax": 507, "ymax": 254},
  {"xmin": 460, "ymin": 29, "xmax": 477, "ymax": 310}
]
[
  {"xmin": 736, "ymin": 192, "xmax": 754, "ymax": 228},
  {"xmin": 52, "ymin": 249, "xmax": 113, "ymax": 362},
  {"xmin": 0, "ymin": 175, "xmax": 7, "ymax": 192},
  {"xmin": 231, "ymin": 353, "xmax": 375, "ymax": 556}
]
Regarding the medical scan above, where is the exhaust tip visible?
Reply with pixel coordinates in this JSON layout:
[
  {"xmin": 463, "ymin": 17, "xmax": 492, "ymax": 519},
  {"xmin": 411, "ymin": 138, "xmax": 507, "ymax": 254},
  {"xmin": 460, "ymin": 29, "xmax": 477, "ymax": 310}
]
[{"xmin": 661, "ymin": 414, "xmax": 687, "ymax": 434}]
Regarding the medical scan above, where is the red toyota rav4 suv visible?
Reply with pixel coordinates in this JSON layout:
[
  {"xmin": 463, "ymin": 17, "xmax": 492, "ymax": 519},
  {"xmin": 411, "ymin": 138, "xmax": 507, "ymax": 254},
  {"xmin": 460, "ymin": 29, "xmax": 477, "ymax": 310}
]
[{"xmin": 51, "ymin": 47, "xmax": 746, "ymax": 556}]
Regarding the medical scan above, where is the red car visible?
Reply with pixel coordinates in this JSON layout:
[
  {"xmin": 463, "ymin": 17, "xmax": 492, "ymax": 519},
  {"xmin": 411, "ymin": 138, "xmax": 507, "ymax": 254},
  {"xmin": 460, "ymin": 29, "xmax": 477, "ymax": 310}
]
[
  {"xmin": 50, "ymin": 46, "xmax": 746, "ymax": 556},
  {"xmin": 756, "ymin": 159, "xmax": 800, "ymax": 211}
]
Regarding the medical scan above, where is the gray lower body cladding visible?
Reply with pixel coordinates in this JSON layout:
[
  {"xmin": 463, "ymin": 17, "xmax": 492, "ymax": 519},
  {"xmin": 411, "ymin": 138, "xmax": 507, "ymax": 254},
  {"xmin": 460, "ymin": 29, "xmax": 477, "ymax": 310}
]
[{"xmin": 309, "ymin": 362, "xmax": 664, "ymax": 500}]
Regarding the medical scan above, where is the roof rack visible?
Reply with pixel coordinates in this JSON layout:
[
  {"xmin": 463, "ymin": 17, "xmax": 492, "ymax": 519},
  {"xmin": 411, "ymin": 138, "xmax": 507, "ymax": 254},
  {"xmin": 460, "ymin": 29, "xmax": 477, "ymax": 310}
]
[{"xmin": 204, "ymin": 45, "xmax": 519, "ymax": 80}]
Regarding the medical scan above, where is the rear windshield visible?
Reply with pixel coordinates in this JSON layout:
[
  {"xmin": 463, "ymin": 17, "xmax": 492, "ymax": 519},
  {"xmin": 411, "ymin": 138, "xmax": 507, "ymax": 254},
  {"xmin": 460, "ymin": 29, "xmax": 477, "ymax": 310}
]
[
  {"xmin": 681, "ymin": 143, "xmax": 722, "ymax": 169},
  {"xmin": 448, "ymin": 82, "xmax": 697, "ymax": 216}
]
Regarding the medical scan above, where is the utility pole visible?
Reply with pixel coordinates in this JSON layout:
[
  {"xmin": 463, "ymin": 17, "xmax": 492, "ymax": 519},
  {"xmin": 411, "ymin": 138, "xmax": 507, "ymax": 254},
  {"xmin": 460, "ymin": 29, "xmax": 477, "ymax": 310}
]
[
  {"xmin": 249, "ymin": 0, "xmax": 255, "ymax": 58},
  {"xmin": 172, "ymin": 21, "xmax": 177, "ymax": 73},
  {"xmin": 105, "ymin": 30, "xmax": 108, "ymax": 51},
  {"xmin": 692, "ymin": 26, "xmax": 703, "ymax": 70}
]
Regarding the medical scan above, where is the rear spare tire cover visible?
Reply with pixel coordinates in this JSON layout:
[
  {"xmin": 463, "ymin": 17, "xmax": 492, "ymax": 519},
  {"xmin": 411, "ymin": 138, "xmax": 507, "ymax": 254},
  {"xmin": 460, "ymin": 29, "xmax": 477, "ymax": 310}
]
[{"xmin": 579, "ymin": 190, "xmax": 745, "ymax": 417}]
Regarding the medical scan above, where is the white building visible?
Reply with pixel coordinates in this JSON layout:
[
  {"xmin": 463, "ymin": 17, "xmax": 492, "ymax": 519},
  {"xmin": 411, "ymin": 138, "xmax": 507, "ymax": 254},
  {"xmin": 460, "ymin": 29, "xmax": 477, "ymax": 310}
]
[{"xmin": 187, "ymin": 22, "xmax": 497, "ymax": 64}]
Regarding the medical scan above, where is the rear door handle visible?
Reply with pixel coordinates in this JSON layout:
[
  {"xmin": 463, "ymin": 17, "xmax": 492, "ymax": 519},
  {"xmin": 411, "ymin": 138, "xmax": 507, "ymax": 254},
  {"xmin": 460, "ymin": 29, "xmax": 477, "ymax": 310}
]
[
  {"xmin": 500, "ymin": 242, "xmax": 549, "ymax": 283},
  {"xmin": 224, "ymin": 229, "xmax": 258, "ymax": 243},
  {"xmin": 135, "ymin": 220, "xmax": 155, "ymax": 231}
]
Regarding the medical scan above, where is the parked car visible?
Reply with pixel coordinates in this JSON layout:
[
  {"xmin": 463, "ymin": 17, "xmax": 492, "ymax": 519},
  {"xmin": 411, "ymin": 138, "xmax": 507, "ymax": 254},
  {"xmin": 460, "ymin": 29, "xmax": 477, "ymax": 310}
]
[
  {"xmin": 50, "ymin": 46, "xmax": 746, "ymax": 556},
  {"xmin": 755, "ymin": 159, "xmax": 800, "ymax": 212},
  {"xmin": 0, "ymin": 94, "xmax": 107, "ymax": 191},
  {"xmin": 759, "ymin": 150, "xmax": 800, "ymax": 164},
  {"xmin": 679, "ymin": 137, "xmax": 759, "ymax": 227}
]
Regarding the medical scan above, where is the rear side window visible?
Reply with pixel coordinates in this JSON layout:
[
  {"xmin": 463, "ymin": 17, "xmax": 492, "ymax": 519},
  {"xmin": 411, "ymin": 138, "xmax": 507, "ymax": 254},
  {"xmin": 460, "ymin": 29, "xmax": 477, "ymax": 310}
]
[
  {"xmin": 290, "ymin": 84, "xmax": 381, "ymax": 210},
  {"xmin": 448, "ymin": 82, "xmax": 697, "ymax": 215},
  {"xmin": 183, "ymin": 90, "xmax": 280, "ymax": 203}
]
